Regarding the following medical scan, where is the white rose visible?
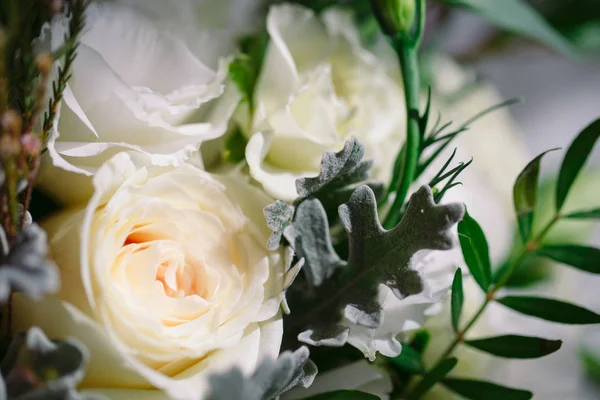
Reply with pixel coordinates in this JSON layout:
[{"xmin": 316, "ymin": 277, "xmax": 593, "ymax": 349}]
[
  {"xmin": 15, "ymin": 153, "xmax": 287, "ymax": 400},
  {"xmin": 38, "ymin": 2, "xmax": 240, "ymax": 204},
  {"xmin": 243, "ymin": 3, "xmax": 405, "ymax": 201}
]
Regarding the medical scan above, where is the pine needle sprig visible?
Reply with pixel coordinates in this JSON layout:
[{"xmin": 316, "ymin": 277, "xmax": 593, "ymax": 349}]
[{"xmin": 42, "ymin": 0, "xmax": 89, "ymax": 142}]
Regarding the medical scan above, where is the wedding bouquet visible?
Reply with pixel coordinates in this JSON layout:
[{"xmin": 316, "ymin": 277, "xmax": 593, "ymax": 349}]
[{"xmin": 0, "ymin": 0, "xmax": 599, "ymax": 399}]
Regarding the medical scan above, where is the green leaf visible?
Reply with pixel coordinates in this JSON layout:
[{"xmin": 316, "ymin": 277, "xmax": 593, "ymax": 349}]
[
  {"xmin": 581, "ymin": 348, "xmax": 600, "ymax": 384},
  {"xmin": 465, "ymin": 334, "xmax": 562, "ymax": 359},
  {"xmin": 406, "ymin": 358, "xmax": 458, "ymax": 400},
  {"xmin": 223, "ymin": 128, "xmax": 248, "ymax": 164},
  {"xmin": 556, "ymin": 118, "xmax": 600, "ymax": 212},
  {"xmin": 498, "ymin": 296, "xmax": 600, "ymax": 324},
  {"xmin": 450, "ymin": 268, "xmax": 463, "ymax": 332},
  {"xmin": 536, "ymin": 245, "xmax": 600, "ymax": 274},
  {"xmin": 442, "ymin": 0, "xmax": 577, "ymax": 59},
  {"xmin": 305, "ymin": 391, "xmax": 379, "ymax": 400},
  {"xmin": 389, "ymin": 345, "xmax": 425, "ymax": 374},
  {"xmin": 513, "ymin": 149, "xmax": 559, "ymax": 242},
  {"xmin": 442, "ymin": 378, "xmax": 533, "ymax": 400},
  {"xmin": 458, "ymin": 210, "xmax": 491, "ymax": 291},
  {"xmin": 564, "ymin": 208, "xmax": 600, "ymax": 219},
  {"xmin": 228, "ymin": 32, "xmax": 268, "ymax": 112}
]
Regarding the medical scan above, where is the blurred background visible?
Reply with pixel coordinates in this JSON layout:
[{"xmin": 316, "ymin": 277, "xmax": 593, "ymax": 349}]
[{"xmin": 424, "ymin": 1, "xmax": 600, "ymax": 398}]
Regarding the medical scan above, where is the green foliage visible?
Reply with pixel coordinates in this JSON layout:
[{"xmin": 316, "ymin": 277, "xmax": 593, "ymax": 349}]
[
  {"xmin": 564, "ymin": 208, "xmax": 600, "ymax": 219},
  {"xmin": 228, "ymin": 32, "xmax": 269, "ymax": 114},
  {"xmin": 581, "ymin": 348, "xmax": 600, "ymax": 384},
  {"xmin": 536, "ymin": 244, "xmax": 600, "ymax": 274},
  {"xmin": 406, "ymin": 358, "xmax": 457, "ymax": 399},
  {"xmin": 458, "ymin": 211, "xmax": 491, "ymax": 291},
  {"xmin": 555, "ymin": 118, "xmax": 600, "ymax": 212},
  {"xmin": 513, "ymin": 149, "xmax": 559, "ymax": 242},
  {"xmin": 305, "ymin": 390, "xmax": 379, "ymax": 399},
  {"xmin": 389, "ymin": 345, "xmax": 425, "ymax": 374},
  {"xmin": 222, "ymin": 127, "xmax": 249, "ymax": 164},
  {"xmin": 440, "ymin": 0, "xmax": 577, "ymax": 58},
  {"xmin": 465, "ymin": 334, "xmax": 562, "ymax": 359},
  {"xmin": 207, "ymin": 347, "xmax": 317, "ymax": 400},
  {"xmin": 450, "ymin": 268, "xmax": 463, "ymax": 333},
  {"xmin": 442, "ymin": 378, "xmax": 533, "ymax": 400},
  {"xmin": 498, "ymin": 296, "xmax": 600, "ymax": 324},
  {"xmin": 42, "ymin": 0, "xmax": 89, "ymax": 141}
]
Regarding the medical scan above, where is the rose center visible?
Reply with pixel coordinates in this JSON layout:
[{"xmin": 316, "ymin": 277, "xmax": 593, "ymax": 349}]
[{"xmin": 155, "ymin": 261, "xmax": 197, "ymax": 298}]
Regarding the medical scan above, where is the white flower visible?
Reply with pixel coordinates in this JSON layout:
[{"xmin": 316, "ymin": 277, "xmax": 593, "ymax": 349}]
[
  {"xmin": 14, "ymin": 153, "xmax": 287, "ymax": 400},
  {"xmin": 243, "ymin": 3, "xmax": 405, "ymax": 201},
  {"xmin": 284, "ymin": 360, "xmax": 393, "ymax": 400},
  {"xmin": 38, "ymin": 2, "xmax": 240, "ymax": 204}
]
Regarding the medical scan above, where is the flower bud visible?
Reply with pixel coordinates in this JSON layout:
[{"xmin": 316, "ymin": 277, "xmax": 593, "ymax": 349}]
[
  {"xmin": 35, "ymin": 52, "xmax": 54, "ymax": 76},
  {"xmin": 21, "ymin": 134, "xmax": 41, "ymax": 157},
  {"xmin": 2, "ymin": 109, "xmax": 23, "ymax": 137},
  {"xmin": 372, "ymin": 0, "xmax": 417, "ymax": 37}
]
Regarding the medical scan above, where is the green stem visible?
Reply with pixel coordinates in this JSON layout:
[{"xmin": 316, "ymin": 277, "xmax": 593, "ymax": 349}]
[
  {"xmin": 384, "ymin": 43, "xmax": 421, "ymax": 229},
  {"xmin": 405, "ymin": 214, "xmax": 561, "ymax": 399}
]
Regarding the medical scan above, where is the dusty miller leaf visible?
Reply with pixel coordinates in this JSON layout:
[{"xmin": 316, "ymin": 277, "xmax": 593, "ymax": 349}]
[
  {"xmin": 295, "ymin": 138, "xmax": 383, "ymax": 205},
  {"xmin": 264, "ymin": 200, "xmax": 295, "ymax": 250},
  {"xmin": 286, "ymin": 185, "xmax": 464, "ymax": 348},
  {"xmin": 0, "ymin": 223, "xmax": 60, "ymax": 302},
  {"xmin": 1, "ymin": 327, "xmax": 97, "ymax": 400},
  {"xmin": 284, "ymin": 199, "xmax": 346, "ymax": 287},
  {"xmin": 207, "ymin": 347, "xmax": 317, "ymax": 400}
]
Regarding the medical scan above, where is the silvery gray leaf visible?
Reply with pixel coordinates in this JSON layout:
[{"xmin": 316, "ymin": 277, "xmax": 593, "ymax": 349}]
[
  {"xmin": 0, "ymin": 223, "xmax": 60, "ymax": 302},
  {"xmin": 1, "ymin": 327, "xmax": 99, "ymax": 400},
  {"xmin": 264, "ymin": 200, "xmax": 294, "ymax": 250},
  {"xmin": 207, "ymin": 347, "xmax": 317, "ymax": 400},
  {"xmin": 286, "ymin": 185, "xmax": 464, "ymax": 350},
  {"xmin": 283, "ymin": 199, "xmax": 346, "ymax": 287},
  {"xmin": 295, "ymin": 138, "xmax": 371, "ymax": 198}
]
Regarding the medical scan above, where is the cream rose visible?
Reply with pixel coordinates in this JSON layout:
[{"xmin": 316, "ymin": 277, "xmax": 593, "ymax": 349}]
[
  {"xmin": 14, "ymin": 153, "xmax": 287, "ymax": 399},
  {"xmin": 38, "ymin": 1, "xmax": 240, "ymax": 204},
  {"xmin": 242, "ymin": 3, "xmax": 405, "ymax": 201}
]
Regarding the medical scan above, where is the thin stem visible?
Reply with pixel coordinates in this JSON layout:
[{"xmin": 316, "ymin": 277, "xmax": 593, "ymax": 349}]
[
  {"xmin": 405, "ymin": 214, "xmax": 561, "ymax": 399},
  {"xmin": 384, "ymin": 43, "xmax": 421, "ymax": 229}
]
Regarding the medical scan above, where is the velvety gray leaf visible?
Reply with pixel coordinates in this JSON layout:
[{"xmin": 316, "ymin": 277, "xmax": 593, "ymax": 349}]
[
  {"xmin": 264, "ymin": 200, "xmax": 294, "ymax": 250},
  {"xmin": 556, "ymin": 118, "xmax": 600, "ymax": 212},
  {"xmin": 207, "ymin": 347, "xmax": 316, "ymax": 400},
  {"xmin": 287, "ymin": 185, "xmax": 463, "ymax": 351},
  {"xmin": 295, "ymin": 138, "xmax": 373, "ymax": 199},
  {"xmin": 0, "ymin": 223, "xmax": 60, "ymax": 302},
  {"xmin": 283, "ymin": 199, "xmax": 346, "ymax": 287},
  {"xmin": 340, "ymin": 185, "xmax": 464, "ymax": 299},
  {"xmin": 1, "ymin": 327, "xmax": 97, "ymax": 400}
]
